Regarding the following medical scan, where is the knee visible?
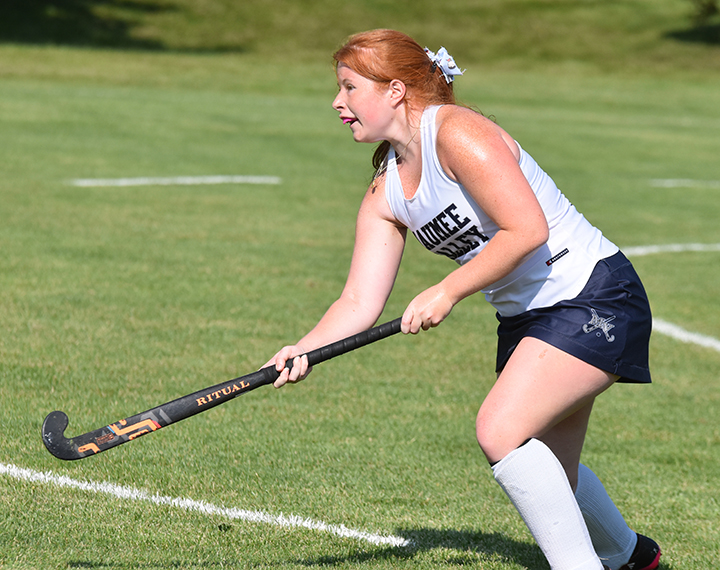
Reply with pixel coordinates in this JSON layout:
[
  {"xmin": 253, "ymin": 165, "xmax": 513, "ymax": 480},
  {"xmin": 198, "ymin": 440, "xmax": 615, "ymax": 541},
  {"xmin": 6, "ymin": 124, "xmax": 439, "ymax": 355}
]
[{"xmin": 476, "ymin": 408, "xmax": 519, "ymax": 464}]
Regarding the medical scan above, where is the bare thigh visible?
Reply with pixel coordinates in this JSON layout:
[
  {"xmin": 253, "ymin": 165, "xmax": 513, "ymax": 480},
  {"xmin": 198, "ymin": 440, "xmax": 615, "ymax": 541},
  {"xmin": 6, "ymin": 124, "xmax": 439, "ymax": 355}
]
[{"xmin": 476, "ymin": 336, "xmax": 618, "ymax": 469}]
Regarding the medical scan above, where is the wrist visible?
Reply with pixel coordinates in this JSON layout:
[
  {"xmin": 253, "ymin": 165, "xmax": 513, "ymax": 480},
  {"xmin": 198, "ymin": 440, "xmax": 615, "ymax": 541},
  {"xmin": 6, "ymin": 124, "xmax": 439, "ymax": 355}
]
[{"xmin": 438, "ymin": 277, "xmax": 463, "ymax": 307}]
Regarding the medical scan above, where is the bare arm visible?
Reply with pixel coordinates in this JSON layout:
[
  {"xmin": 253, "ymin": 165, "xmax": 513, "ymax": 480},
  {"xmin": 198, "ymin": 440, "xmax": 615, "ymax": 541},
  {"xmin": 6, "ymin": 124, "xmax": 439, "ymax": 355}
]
[
  {"xmin": 270, "ymin": 174, "xmax": 407, "ymax": 385},
  {"xmin": 402, "ymin": 106, "xmax": 549, "ymax": 333}
]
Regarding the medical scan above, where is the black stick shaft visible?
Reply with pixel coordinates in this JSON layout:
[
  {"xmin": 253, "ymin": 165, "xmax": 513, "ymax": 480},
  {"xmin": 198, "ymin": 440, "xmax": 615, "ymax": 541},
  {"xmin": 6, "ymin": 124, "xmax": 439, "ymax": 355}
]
[{"xmin": 42, "ymin": 318, "xmax": 402, "ymax": 461}]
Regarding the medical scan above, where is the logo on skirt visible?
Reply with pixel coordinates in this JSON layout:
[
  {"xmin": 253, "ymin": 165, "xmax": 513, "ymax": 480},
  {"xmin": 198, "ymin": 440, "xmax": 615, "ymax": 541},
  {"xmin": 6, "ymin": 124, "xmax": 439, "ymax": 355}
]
[{"xmin": 583, "ymin": 309, "xmax": 616, "ymax": 342}]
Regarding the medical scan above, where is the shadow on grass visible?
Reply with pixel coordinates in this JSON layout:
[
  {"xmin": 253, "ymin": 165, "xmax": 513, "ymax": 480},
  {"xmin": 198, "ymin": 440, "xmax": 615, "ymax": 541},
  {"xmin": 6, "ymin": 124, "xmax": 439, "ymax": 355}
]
[
  {"xmin": 293, "ymin": 527, "xmax": 679, "ymax": 570},
  {"xmin": 66, "ymin": 525, "xmax": 679, "ymax": 569},
  {"xmin": 293, "ymin": 527, "xmax": 545, "ymax": 567},
  {"xmin": 0, "ymin": 0, "xmax": 245, "ymax": 52},
  {"xmin": 666, "ymin": 23, "xmax": 720, "ymax": 44}
]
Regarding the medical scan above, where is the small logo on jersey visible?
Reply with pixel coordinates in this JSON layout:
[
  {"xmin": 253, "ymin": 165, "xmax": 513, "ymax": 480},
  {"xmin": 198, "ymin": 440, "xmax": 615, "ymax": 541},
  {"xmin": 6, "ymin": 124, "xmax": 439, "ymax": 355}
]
[
  {"xmin": 583, "ymin": 309, "xmax": 616, "ymax": 342},
  {"xmin": 545, "ymin": 248, "xmax": 569, "ymax": 266}
]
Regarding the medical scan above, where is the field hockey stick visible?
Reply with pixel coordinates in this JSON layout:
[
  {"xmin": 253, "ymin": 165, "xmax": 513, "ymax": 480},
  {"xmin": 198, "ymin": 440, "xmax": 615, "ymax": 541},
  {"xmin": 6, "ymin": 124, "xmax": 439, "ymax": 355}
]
[{"xmin": 42, "ymin": 318, "xmax": 402, "ymax": 461}]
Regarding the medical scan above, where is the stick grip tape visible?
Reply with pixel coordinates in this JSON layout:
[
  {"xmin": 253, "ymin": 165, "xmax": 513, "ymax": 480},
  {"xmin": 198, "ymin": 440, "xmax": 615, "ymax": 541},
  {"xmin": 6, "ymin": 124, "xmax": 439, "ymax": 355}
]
[{"xmin": 296, "ymin": 317, "xmax": 402, "ymax": 368}]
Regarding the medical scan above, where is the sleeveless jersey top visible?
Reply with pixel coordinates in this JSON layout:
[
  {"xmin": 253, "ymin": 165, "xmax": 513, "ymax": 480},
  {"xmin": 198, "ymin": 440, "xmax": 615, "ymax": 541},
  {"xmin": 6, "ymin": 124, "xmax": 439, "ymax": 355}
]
[{"xmin": 384, "ymin": 105, "xmax": 618, "ymax": 317}]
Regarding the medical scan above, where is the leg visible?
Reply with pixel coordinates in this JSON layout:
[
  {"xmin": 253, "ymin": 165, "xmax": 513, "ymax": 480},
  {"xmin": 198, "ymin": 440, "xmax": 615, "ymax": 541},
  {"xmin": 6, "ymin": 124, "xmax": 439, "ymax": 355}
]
[
  {"xmin": 575, "ymin": 464, "xmax": 637, "ymax": 570},
  {"xmin": 539, "ymin": 400, "xmax": 594, "ymax": 491},
  {"xmin": 529, "ymin": 379, "xmax": 660, "ymax": 570},
  {"xmin": 530, "ymin": 364, "xmax": 660, "ymax": 570},
  {"xmin": 478, "ymin": 337, "xmax": 618, "ymax": 569},
  {"xmin": 492, "ymin": 437, "xmax": 604, "ymax": 569},
  {"xmin": 575, "ymin": 468, "xmax": 662, "ymax": 570},
  {"xmin": 477, "ymin": 337, "xmax": 617, "ymax": 465}
]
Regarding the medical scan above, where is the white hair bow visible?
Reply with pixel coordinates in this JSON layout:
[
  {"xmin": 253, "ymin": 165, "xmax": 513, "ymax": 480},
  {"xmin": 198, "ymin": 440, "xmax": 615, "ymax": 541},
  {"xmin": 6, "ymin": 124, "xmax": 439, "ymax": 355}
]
[{"xmin": 424, "ymin": 47, "xmax": 464, "ymax": 83}]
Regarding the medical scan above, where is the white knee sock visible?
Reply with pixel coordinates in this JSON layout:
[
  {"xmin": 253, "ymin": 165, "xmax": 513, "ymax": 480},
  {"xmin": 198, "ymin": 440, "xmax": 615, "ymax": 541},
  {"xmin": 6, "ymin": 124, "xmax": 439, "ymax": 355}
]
[
  {"xmin": 492, "ymin": 438, "xmax": 603, "ymax": 570},
  {"xmin": 575, "ymin": 464, "xmax": 637, "ymax": 570}
]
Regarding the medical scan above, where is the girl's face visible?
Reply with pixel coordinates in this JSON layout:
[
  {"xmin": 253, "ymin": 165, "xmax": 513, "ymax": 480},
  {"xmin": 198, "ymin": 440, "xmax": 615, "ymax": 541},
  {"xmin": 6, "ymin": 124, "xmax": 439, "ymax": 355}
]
[{"xmin": 332, "ymin": 64, "xmax": 397, "ymax": 144}]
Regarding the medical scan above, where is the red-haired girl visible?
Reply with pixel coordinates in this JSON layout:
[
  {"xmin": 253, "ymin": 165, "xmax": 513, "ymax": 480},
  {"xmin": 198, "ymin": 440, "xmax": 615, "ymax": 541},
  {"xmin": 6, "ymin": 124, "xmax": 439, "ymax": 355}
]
[{"xmin": 266, "ymin": 29, "xmax": 660, "ymax": 570}]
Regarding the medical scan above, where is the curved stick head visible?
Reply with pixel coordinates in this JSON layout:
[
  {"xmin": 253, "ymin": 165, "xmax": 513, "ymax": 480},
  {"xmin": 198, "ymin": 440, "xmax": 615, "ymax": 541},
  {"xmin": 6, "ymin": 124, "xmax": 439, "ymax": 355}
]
[{"xmin": 42, "ymin": 411, "xmax": 82, "ymax": 461}]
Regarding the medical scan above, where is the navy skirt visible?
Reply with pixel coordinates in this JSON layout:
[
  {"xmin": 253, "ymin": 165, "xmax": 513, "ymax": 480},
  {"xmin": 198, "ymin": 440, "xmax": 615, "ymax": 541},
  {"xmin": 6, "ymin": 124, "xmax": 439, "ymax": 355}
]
[{"xmin": 496, "ymin": 251, "xmax": 652, "ymax": 383}]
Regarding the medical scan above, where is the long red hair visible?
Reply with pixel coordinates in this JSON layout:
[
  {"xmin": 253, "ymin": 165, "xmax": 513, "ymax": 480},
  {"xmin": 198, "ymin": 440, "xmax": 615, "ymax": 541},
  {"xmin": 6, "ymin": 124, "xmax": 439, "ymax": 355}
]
[{"xmin": 333, "ymin": 29, "xmax": 457, "ymax": 173}]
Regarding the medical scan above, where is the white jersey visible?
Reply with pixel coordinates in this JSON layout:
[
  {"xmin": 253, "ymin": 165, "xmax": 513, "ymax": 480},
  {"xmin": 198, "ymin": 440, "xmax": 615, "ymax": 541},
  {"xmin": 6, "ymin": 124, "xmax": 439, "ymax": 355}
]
[{"xmin": 384, "ymin": 105, "xmax": 618, "ymax": 317}]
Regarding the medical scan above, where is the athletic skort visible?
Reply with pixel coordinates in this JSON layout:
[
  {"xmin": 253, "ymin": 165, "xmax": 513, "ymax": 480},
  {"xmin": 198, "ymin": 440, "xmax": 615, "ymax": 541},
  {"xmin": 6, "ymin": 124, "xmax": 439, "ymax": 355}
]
[{"xmin": 495, "ymin": 251, "xmax": 652, "ymax": 383}]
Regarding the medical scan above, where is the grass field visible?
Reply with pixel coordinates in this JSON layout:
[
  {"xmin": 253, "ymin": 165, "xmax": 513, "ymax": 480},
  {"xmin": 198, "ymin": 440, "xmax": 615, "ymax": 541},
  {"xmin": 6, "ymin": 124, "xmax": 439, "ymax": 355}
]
[{"xmin": 1, "ymin": 1, "xmax": 720, "ymax": 569}]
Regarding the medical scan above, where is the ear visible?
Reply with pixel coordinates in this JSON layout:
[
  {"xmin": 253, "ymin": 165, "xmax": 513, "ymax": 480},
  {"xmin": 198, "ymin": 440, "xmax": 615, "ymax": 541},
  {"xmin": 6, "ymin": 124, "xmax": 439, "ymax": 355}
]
[{"xmin": 387, "ymin": 79, "xmax": 407, "ymax": 107}]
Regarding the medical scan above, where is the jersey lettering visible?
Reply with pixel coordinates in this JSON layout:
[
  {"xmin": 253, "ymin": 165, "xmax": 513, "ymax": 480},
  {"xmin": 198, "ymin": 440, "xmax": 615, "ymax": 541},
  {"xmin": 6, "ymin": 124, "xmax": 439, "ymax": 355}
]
[
  {"xmin": 413, "ymin": 203, "xmax": 490, "ymax": 260},
  {"xmin": 413, "ymin": 203, "xmax": 471, "ymax": 248}
]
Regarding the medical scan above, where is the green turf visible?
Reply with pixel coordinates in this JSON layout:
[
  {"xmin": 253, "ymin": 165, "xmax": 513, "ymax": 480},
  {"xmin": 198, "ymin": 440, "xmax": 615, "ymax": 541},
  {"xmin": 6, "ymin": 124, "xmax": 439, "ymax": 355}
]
[
  {"xmin": 1, "ymin": 2, "xmax": 720, "ymax": 568},
  {"xmin": 2, "ymin": 0, "xmax": 720, "ymax": 75}
]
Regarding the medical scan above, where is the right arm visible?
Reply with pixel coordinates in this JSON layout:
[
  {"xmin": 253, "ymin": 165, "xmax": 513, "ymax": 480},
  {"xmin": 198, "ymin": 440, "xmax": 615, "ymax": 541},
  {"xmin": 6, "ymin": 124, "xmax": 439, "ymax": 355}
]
[{"xmin": 268, "ymin": 174, "xmax": 407, "ymax": 386}]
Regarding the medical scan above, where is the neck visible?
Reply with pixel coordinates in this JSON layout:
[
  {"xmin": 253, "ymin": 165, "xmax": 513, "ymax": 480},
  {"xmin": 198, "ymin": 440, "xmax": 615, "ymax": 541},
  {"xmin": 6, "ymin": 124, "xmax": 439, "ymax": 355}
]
[{"xmin": 390, "ymin": 106, "xmax": 423, "ymax": 164}]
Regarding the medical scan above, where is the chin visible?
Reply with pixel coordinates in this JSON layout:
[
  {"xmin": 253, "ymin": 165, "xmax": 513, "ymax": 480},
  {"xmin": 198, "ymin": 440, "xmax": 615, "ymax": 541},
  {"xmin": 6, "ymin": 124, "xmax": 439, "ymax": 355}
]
[{"xmin": 352, "ymin": 131, "xmax": 378, "ymax": 144}]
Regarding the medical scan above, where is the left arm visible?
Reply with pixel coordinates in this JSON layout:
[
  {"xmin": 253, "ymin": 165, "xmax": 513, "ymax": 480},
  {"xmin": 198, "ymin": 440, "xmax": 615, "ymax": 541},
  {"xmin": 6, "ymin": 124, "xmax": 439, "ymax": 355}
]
[{"xmin": 402, "ymin": 107, "xmax": 549, "ymax": 333}]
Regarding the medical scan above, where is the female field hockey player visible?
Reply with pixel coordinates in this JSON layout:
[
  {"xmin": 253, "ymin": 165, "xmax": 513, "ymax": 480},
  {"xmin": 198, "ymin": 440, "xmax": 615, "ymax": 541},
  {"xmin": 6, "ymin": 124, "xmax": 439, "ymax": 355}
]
[{"xmin": 266, "ymin": 29, "xmax": 661, "ymax": 570}]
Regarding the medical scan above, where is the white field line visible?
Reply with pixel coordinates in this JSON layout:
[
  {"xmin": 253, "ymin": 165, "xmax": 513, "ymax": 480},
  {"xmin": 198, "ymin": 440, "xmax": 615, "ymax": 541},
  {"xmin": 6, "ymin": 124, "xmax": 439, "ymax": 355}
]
[
  {"xmin": 623, "ymin": 242, "xmax": 720, "ymax": 353},
  {"xmin": 650, "ymin": 179, "xmax": 720, "ymax": 189},
  {"xmin": 69, "ymin": 175, "xmax": 281, "ymax": 187},
  {"xmin": 623, "ymin": 242, "xmax": 720, "ymax": 257},
  {"xmin": 0, "ymin": 462, "xmax": 411, "ymax": 548},
  {"xmin": 652, "ymin": 319, "xmax": 720, "ymax": 353}
]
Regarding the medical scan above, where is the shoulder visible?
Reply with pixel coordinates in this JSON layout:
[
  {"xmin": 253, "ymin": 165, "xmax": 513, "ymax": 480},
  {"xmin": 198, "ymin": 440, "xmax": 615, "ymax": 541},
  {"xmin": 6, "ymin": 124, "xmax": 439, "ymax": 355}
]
[
  {"xmin": 435, "ymin": 105, "xmax": 518, "ymax": 154},
  {"xmin": 436, "ymin": 105, "xmax": 493, "ymax": 131},
  {"xmin": 359, "ymin": 170, "xmax": 402, "ymax": 226},
  {"xmin": 434, "ymin": 105, "xmax": 520, "ymax": 179},
  {"xmin": 434, "ymin": 105, "xmax": 500, "ymax": 144}
]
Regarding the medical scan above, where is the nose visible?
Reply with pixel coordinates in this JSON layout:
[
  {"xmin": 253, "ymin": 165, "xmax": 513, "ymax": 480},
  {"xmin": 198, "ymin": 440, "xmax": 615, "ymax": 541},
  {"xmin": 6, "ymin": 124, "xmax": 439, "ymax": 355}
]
[{"xmin": 332, "ymin": 91, "xmax": 344, "ymax": 111}]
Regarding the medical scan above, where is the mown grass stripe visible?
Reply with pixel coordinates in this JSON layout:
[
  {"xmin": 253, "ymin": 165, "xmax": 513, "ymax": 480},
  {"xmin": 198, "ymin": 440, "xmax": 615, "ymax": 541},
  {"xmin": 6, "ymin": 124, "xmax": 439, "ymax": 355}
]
[{"xmin": 0, "ymin": 463, "xmax": 411, "ymax": 548}]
